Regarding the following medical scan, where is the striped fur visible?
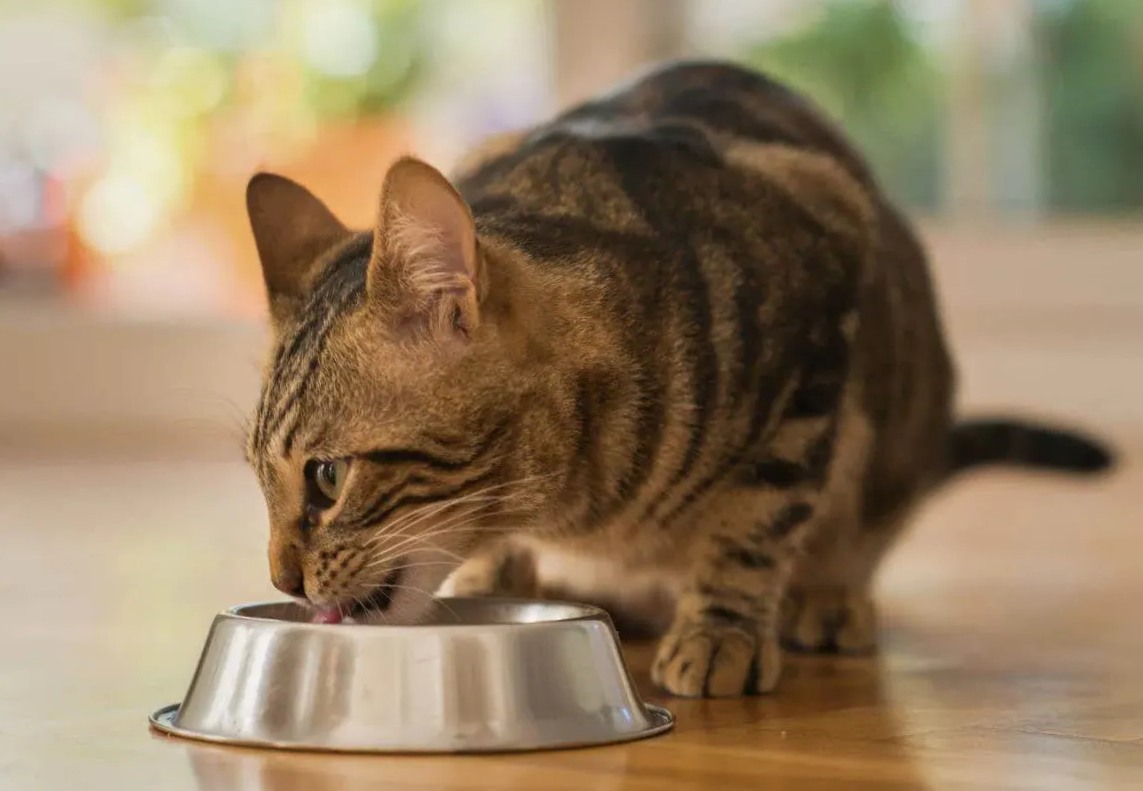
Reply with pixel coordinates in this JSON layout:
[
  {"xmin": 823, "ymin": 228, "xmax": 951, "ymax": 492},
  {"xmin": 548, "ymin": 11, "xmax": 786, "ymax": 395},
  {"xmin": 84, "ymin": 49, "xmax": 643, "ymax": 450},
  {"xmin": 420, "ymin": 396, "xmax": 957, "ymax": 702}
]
[{"xmin": 245, "ymin": 60, "xmax": 1111, "ymax": 698}]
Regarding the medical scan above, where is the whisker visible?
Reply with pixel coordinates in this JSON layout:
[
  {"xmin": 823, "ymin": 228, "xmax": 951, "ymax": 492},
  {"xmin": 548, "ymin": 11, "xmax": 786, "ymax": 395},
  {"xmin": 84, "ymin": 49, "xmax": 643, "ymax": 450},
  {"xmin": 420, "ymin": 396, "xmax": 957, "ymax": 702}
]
[
  {"xmin": 360, "ymin": 471, "xmax": 557, "ymax": 542},
  {"xmin": 363, "ymin": 505, "xmax": 525, "ymax": 563},
  {"xmin": 362, "ymin": 499, "xmax": 511, "ymax": 556},
  {"xmin": 360, "ymin": 486, "xmax": 535, "ymax": 548},
  {"xmin": 362, "ymin": 521, "xmax": 516, "ymax": 585},
  {"xmin": 359, "ymin": 497, "xmax": 486, "ymax": 548},
  {"xmin": 381, "ymin": 582, "xmax": 462, "ymax": 624},
  {"xmin": 367, "ymin": 541, "xmax": 470, "ymax": 570},
  {"xmin": 350, "ymin": 590, "xmax": 388, "ymax": 625},
  {"xmin": 361, "ymin": 501, "xmax": 491, "ymax": 565},
  {"xmin": 360, "ymin": 558, "xmax": 461, "ymax": 574},
  {"xmin": 364, "ymin": 483, "xmax": 546, "ymax": 550},
  {"xmin": 374, "ymin": 504, "xmax": 525, "ymax": 548},
  {"xmin": 358, "ymin": 499, "xmax": 494, "ymax": 549}
]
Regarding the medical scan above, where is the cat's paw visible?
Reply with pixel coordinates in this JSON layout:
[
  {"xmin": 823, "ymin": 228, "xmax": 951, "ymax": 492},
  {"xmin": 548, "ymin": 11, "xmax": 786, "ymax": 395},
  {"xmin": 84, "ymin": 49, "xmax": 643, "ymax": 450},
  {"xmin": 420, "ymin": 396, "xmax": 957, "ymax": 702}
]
[
  {"xmin": 651, "ymin": 622, "xmax": 781, "ymax": 697},
  {"xmin": 781, "ymin": 586, "xmax": 877, "ymax": 654},
  {"xmin": 436, "ymin": 548, "xmax": 536, "ymax": 598}
]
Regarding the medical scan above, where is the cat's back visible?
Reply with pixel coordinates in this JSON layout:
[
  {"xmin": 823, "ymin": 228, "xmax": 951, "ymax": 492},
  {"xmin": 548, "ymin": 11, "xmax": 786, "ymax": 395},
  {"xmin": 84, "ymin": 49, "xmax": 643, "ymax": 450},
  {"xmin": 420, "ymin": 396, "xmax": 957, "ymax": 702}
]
[
  {"xmin": 458, "ymin": 59, "xmax": 874, "ymax": 207},
  {"xmin": 559, "ymin": 59, "xmax": 872, "ymax": 176}
]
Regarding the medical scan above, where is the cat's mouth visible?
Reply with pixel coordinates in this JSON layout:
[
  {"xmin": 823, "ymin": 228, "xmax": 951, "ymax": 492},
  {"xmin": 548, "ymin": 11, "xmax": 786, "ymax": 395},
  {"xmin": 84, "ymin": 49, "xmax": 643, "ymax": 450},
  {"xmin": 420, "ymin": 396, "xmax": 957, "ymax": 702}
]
[{"xmin": 310, "ymin": 566, "xmax": 405, "ymax": 625}]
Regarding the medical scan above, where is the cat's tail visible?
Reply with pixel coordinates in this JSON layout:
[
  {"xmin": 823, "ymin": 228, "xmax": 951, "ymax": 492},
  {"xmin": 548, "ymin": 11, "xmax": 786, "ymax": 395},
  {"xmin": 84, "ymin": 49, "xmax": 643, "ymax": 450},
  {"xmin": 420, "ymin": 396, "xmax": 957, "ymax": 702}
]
[{"xmin": 944, "ymin": 418, "xmax": 1116, "ymax": 479}]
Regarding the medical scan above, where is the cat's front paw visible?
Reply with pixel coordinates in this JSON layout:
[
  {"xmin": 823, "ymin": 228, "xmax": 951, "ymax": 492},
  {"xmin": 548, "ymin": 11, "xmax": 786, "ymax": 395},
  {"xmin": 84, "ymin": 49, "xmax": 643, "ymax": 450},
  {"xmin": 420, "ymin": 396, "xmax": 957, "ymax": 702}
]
[
  {"xmin": 651, "ymin": 621, "xmax": 781, "ymax": 697},
  {"xmin": 436, "ymin": 547, "xmax": 536, "ymax": 598}
]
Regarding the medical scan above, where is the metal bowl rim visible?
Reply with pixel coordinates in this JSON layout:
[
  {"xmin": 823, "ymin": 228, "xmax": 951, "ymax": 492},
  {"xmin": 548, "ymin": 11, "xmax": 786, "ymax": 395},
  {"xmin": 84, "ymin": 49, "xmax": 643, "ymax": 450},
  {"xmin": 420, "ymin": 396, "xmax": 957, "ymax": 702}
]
[{"xmin": 218, "ymin": 597, "xmax": 614, "ymax": 633}]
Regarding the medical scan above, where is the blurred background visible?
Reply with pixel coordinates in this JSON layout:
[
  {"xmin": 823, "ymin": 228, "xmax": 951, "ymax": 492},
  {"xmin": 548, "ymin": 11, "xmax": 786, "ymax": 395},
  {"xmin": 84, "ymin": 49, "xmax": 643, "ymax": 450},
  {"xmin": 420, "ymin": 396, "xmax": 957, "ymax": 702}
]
[
  {"xmin": 2, "ymin": 8, "xmax": 1140, "ymax": 785},
  {"xmin": 1, "ymin": 0, "xmax": 1140, "ymax": 450}
]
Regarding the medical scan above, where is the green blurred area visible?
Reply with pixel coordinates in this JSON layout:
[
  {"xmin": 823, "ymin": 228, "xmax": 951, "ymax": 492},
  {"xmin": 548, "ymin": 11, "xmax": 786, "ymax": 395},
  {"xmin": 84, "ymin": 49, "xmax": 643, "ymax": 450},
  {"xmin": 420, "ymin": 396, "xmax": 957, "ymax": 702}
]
[
  {"xmin": 740, "ymin": 0, "xmax": 1143, "ymax": 214},
  {"xmin": 1039, "ymin": 0, "xmax": 1143, "ymax": 212},
  {"xmin": 740, "ymin": 1, "xmax": 941, "ymax": 209}
]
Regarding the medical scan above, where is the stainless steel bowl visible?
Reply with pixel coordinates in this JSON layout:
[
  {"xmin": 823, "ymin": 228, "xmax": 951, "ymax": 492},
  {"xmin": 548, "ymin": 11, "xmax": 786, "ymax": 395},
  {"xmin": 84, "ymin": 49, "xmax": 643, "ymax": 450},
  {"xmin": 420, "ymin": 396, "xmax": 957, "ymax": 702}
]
[{"xmin": 150, "ymin": 598, "xmax": 673, "ymax": 753}]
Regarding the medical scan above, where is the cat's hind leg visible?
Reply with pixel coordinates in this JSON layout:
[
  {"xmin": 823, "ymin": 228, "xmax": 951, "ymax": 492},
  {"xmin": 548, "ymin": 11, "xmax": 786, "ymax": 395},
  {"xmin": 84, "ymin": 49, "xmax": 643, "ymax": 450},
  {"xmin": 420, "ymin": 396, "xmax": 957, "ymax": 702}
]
[
  {"xmin": 781, "ymin": 472, "xmax": 914, "ymax": 654},
  {"xmin": 781, "ymin": 531, "xmax": 892, "ymax": 654},
  {"xmin": 778, "ymin": 402, "xmax": 897, "ymax": 654}
]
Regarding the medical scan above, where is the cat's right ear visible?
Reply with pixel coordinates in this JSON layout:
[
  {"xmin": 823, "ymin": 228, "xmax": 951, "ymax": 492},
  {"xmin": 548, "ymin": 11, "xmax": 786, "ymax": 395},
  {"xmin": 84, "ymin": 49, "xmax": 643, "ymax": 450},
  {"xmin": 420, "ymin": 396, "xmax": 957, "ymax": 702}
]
[{"xmin": 246, "ymin": 173, "xmax": 349, "ymax": 328}]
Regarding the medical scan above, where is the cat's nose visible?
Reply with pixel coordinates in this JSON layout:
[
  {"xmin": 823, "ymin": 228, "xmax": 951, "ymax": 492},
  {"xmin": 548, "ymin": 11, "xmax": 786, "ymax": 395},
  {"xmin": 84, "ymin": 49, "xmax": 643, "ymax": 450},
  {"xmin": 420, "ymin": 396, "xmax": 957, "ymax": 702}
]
[
  {"xmin": 271, "ymin": 566, "xmax": 306, "ymax": 598},
  {"xmin": 269, "ymin": 537, "xmax": 306, "ymax": 598}
]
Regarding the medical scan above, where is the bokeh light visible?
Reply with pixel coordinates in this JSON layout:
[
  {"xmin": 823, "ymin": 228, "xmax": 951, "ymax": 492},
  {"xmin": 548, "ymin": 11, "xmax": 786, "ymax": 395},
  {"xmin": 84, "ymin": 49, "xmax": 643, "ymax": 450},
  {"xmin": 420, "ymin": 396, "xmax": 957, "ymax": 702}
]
[
  {"xmin": 77, "ymin": 172, "xmax": 161, "ymax": 256},
  {"xmin": 301, "ymin": 0, "xmax": 378, "ymax": 78}
]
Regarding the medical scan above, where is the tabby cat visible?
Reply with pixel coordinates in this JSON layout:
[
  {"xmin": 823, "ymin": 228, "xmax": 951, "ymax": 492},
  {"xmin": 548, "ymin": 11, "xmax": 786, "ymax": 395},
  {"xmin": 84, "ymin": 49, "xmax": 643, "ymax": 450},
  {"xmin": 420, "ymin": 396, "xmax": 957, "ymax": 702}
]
[{"xmin": 244, "ymin": 61, "xmax": 1112, "ymax": 697}]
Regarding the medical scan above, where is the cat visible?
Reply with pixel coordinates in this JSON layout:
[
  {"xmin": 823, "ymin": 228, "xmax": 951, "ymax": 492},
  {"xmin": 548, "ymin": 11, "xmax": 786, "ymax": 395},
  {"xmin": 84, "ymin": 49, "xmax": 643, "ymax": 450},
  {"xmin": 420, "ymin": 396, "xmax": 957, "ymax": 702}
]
[{"xmin": 244, "ymin": 60, "xmax": 1112, "ymax": 697}]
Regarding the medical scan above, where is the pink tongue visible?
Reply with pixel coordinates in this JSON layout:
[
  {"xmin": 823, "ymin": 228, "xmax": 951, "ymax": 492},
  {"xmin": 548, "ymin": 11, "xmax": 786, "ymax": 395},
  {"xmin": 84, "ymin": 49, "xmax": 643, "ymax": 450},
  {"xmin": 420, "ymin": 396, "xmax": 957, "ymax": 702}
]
[{"xmin": 311, "ymin": 607, "xmax": 344, "ymax": 625}]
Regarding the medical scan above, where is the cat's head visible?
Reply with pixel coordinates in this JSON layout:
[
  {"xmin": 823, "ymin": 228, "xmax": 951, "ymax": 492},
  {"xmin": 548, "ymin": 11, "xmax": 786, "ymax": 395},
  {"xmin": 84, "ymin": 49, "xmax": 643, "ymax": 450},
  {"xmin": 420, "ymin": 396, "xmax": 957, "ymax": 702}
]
[{"xmin": 244, "ymin": 157, "xmax": 549, "ymax": 623}]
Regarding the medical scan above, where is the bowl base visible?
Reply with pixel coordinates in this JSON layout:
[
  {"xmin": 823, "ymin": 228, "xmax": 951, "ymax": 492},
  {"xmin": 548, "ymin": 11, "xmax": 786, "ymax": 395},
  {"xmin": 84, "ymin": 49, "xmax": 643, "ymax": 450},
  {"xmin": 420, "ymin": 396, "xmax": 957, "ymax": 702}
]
[{"xmin": 149, "ymin": 702, "xmax": 674, "ymax": 754}]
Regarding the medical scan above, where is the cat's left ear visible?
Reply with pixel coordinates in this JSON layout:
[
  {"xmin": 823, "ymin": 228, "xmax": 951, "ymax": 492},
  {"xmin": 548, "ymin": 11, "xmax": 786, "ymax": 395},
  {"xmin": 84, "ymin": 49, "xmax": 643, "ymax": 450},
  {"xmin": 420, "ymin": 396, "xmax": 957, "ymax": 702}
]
[
  {"xmin": 246, "ymin": 173, "xmax": 350, "ymax": 329},
  {"xmin": 368, "ymin": 156, "xmax": 481, "ymax": 341}
]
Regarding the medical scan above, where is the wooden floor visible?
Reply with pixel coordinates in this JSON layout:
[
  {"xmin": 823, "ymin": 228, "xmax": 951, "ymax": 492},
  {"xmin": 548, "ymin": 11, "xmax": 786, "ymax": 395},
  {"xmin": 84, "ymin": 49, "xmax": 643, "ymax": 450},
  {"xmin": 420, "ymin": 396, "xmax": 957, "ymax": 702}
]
[{"xmin": 1, "ymin": 433, "xmax": 1139, "ymax": 789}]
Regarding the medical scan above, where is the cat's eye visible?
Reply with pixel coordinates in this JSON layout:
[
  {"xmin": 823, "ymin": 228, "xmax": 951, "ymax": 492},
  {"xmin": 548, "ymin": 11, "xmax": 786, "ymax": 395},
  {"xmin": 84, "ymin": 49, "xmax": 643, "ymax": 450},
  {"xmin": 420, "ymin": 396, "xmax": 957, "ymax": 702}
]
[{"xmin": 305, "ymin": 458, "xmax": 349, "ymax": 508}]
